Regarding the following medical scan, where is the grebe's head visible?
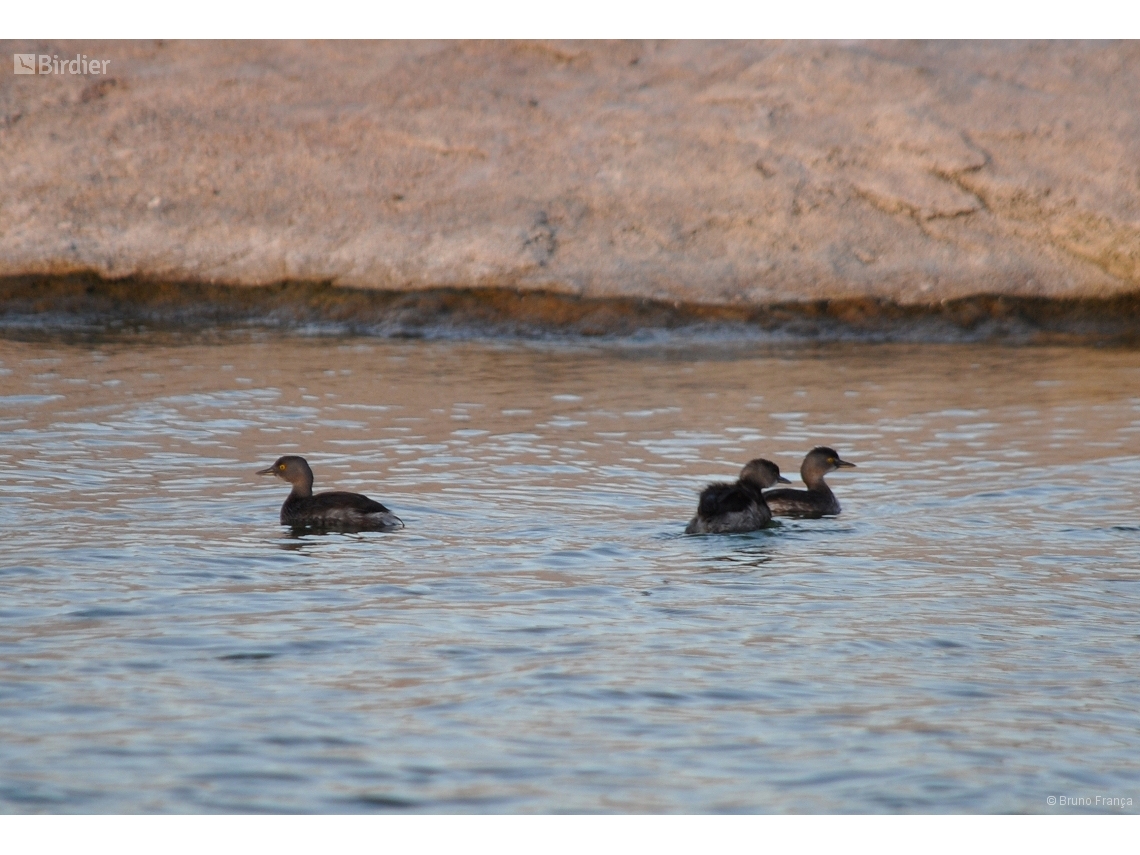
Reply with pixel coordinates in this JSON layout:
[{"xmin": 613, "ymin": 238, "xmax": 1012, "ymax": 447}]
[
  {"xmin": 257, "ymin": 455, "xmax": 314, "ymax": 487},
  {"xmin": 801, "ymin": 447, "xmax": 855, "ymax": 484},
  {"xmin": 739, "ymin": 458, "xmax": 791, "ymax": 489}
]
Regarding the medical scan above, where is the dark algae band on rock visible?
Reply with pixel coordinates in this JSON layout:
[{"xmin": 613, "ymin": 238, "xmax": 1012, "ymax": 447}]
[{"xmin": 2, "ymin": 274, "xmax": 1140, "ymax": 344}]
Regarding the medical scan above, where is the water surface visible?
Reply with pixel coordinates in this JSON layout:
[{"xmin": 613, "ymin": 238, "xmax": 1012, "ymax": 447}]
[{"xmin": 2, "ymin": 334, "xmax": 1139, "ymax": 812}]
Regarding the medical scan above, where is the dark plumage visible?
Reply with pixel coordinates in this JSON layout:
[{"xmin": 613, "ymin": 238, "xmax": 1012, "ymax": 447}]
[
  {"xmin": 685, "ymin": 458, "xmax": 790, "ymax": 534},
  {"xmin": 763, "ymin": 446, "xmax": 855, "ymax": 518},
  {"xmin": 257, "ymin": 455, "xmax": 404, "ymax": 531}
]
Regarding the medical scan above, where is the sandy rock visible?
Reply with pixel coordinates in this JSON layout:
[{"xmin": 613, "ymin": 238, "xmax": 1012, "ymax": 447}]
[{"xmin": 1, "ymin": 40, "xmax": 1138, "ymax": 306}]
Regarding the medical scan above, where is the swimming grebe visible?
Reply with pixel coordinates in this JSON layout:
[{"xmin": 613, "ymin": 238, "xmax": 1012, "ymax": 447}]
[
  {"xmin": 257, "ymin": 455, "xmax": 404, "ymax": 531},
  {"xmin": 685, "ymin": 458, "xmax": 790, "ymax": 534},
  {"xmin": 763, "ymin": 446, "xmax": 855, "ymax": 518}
]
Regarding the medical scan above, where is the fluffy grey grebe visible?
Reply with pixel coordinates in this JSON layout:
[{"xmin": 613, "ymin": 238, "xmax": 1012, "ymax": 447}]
[
  {"xmin": 257, "ymin": 455, "xmax": 404, "ymax": 531},
  {"xmin": 685, "ymin": 458, "xmax": 790, "ymax": 534},
  {"xmin": 763, "ymin": 446, "xmax": 855, "ymax": 518}
]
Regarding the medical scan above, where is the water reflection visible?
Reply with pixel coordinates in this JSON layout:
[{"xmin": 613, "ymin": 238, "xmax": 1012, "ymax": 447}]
[{"xmin": 1, "ymin": 334, "xmax": 1139, "ymax": 812}]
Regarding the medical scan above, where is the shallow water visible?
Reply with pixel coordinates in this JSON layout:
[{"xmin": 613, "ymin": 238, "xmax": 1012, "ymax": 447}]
[{"xmin": 2, "ymin": 333, "xmax": 1139, "ymax": 813}]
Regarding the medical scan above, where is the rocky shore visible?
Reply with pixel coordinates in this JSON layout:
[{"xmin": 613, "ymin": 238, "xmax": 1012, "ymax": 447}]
[{"xmin": 2, "ymin": 40, "xmax": 1138, "ymax": 334}]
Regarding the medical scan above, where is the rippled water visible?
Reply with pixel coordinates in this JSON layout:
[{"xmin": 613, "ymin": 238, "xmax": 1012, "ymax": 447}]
[{"xmin": 2, "ymin": 333, "xmax": 1139, "ymax": 813}]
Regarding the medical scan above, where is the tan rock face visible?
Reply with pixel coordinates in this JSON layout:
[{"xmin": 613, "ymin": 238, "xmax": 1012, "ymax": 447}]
[{"xmin": 2, "ymin": 40, "xmax": 1138, "ymax": 306}]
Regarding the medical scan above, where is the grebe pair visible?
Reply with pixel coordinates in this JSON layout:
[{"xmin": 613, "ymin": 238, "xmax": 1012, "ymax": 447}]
[{"xmin": 685, "ymin": 447, "xmax": 856, "ymax": 534}]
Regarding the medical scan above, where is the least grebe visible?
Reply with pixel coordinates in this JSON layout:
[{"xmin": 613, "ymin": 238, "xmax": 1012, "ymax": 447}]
[
  {"xmin": 258, "ymin": 455, "xmax": 404, "ymax": 531},
  {"xmin": 763, "ymin": 446, "xmax": 855, "ymax": 518},
  {"xmin": 685, "ymin": 458, "xmax": 790, "ymax": 534}
]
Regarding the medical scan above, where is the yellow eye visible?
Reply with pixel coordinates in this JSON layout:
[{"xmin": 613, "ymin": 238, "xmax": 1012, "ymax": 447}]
[{"xmin": 278, "ymin": 463, "xmax": 286, "ymax": 470}]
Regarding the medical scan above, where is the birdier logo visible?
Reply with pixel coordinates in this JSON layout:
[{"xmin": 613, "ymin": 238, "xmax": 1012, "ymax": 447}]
[{"xmin": 13, "ymin": 53, "xmax": 111, "ymax": 75}]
